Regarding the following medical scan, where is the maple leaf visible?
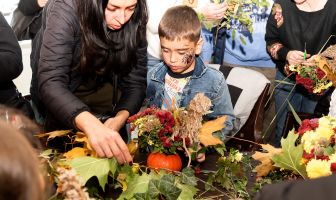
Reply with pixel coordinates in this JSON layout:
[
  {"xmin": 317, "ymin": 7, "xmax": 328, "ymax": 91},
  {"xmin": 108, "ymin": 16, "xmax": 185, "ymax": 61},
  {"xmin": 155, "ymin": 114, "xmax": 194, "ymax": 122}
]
[
  {"xmin": 198, "ymin": 116, "xmax": 227, "ymax": 147},
  {"xmin": 252, "ymin": 144, "xmax": 282, "ymax": 177},
  {"xmin": 63, "ymin": 147, "xmax": 88, "ymax": 160},
  {"xmin": 67, "ymin": 156, "xmax": 118, "ymax": 190},
  {"xmin": 272, "ymin": 130, "xmax": 308, "ymax": 179}
]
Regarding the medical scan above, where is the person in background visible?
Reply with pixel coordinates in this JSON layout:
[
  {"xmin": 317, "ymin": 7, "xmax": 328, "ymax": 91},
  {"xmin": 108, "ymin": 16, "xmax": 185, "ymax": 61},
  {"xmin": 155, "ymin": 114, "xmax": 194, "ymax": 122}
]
[
  {"xmin": 0, "ymin": 12, "xmax": 34, "ymax": 119},
  {"xmin": 265, "ymin": 0, "xmax": 336, "ymax": 147},
  {"xmin": 254, "ymin": 174, "xmax": 336, "ymax": 200},
  {"xmin": 146, "ymin": 0, "xmax": 227, "ymax": 69},
  {"xmin": 0, "ymin": 121, "xmax": 45, "ymax": 200},
  {"xmin": 0, "ymin": 105, "xmax": 42, "ymax": 150},
  {"xmin": 14, "ymin": 0, "xmax": 48, "ymax": 40},
  {"xmin": 31, "ymin": 0, "xmax": 148, "ymax": 164},
  {"xmin": 146, "ymin": 5, "xmax": 235, "ymax": 143}
]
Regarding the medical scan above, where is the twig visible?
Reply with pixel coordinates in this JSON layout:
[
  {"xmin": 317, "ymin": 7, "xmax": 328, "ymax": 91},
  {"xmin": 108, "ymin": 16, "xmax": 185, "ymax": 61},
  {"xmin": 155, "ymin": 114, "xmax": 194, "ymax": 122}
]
[
  {"xmin": 225, "ymin": 136, "xmax": 261, "ymax": 146},
  {"xmin": 183, "ymin": 137, "xmax": 192, "ymax": 167}
]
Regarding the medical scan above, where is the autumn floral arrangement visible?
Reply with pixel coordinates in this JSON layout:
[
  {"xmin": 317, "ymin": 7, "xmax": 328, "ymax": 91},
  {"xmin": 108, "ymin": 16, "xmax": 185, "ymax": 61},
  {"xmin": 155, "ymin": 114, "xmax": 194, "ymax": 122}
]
[
  {"xmin": 253, "ymin": 116, "xmax": 336, "ymax": 182},
  {"xmin": 197, "ymin": 0, "xmax": 270, "ymax": 43},
  {"xmin": 288, "ymin": 39, "xmax": 336, "ymax": 94},
  {"xmin": 38, "ymin": 93, "xmax": 255, "ymax": 200},
  {"xmin": 289, "ymin": 64, "xmax": 332, "ymax": 94},
  {"xmin": 127, "ymin": 93, "xmax": 227, "ymax": 170}
]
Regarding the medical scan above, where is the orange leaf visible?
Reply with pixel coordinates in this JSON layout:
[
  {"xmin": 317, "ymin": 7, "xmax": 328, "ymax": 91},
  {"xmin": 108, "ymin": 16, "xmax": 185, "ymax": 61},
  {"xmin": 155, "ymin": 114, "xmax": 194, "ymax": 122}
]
[
  {"xmin": 63, "ymin": 147, "xmax": 88, "ymax": 159},
  {"xmin": 252, "ymin": 144, "xmax": 282, "ymax": 177},
  {"xmin": 198, "ymin": 116, "xmax": 227, "ymax": 147}
]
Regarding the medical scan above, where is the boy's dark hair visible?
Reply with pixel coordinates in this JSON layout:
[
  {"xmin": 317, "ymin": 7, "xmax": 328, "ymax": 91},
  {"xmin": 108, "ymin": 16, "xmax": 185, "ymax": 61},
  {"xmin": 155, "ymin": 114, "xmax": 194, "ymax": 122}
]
[{"xmin": 159, "ymin": 5, "xmax": 201, "ymax": 43}]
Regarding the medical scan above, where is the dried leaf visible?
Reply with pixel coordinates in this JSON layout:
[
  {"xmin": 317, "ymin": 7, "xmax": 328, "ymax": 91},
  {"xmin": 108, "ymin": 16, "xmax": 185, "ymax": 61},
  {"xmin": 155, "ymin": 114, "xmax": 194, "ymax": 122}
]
[
  {"xmin": 198, "ymin": 116, "xmax": 227, "ymax": 147},
  {"xmin": 63, "ymin": 147, "xmax": 88, "ymax": 160},
  {"xmin": 36, "ymin": 130, "xmax": 72, "ymax": 140},
  {"xmin": 252, "ymin": 144, "xmax": 282, "ymax": 177},
  {"xmin": 74, "ymin": 132, "xmax": 93, "ymax": 151},
  {"xmin": 127, "ymin": 140, "xmax": 138, "ymax": 155},
  {"xmin": 316, "ymin": 56, "xmax": 336, "ymax": 86}
]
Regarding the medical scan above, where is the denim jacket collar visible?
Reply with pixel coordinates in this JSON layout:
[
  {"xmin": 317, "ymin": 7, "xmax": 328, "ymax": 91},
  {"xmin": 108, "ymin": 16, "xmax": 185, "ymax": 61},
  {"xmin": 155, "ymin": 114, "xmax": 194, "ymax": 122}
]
[{"xmin": 151, "ymin": 57, "xmax": 207, "ymax": 83}]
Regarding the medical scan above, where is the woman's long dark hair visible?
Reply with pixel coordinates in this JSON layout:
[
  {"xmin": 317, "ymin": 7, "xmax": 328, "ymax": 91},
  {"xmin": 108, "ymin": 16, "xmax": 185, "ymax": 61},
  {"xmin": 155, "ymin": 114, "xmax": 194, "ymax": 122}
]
[{"xmin": 77, "ymin": 0, "xmax": 148, "ymax": 75}]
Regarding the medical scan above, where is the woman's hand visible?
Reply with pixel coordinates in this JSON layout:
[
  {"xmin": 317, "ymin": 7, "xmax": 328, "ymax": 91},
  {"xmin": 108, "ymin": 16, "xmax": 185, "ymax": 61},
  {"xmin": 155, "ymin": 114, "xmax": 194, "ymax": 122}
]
[
  {"xmin": 104, "ymin": 110, "xmax": 130, "ymax": 131},
  {"xmin": 302, "ymin": 54, "xmax": 318, "ymax": 66},
  {"xmin": 75, "ymin": 111, "xmax": 132, "ymax": 164},
  {"xmin": 199, "ymin": 2, "xmax": 227, "ymax": 21},
  {"xmin": 286, "ymin": 50, "xmax": 311, "ymax": 65}
]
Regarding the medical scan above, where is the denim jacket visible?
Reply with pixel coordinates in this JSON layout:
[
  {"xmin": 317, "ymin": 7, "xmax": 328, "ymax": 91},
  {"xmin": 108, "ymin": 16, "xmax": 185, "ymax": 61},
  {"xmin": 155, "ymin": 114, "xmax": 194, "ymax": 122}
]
[{"xmin": 146, "ymin": 57, "xmax": 236, "ymax": 138}]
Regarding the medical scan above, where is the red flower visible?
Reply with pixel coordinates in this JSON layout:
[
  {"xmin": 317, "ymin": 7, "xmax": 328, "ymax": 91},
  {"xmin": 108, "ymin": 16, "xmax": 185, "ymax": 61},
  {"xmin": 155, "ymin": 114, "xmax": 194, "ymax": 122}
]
[
  {"xmin": 296, "ymin": 74, "xmax": 314, "ymax": 93},
  {"xmin": 316, "ymin": 68, "xmax": 326, "ymax": 80},
  {"xmin": 298, "ymin": 119, "xmax": 319, "ymax": 135},
  {"xmin": 330, "ymin": 163, "xmax": 336, "ymax": 172}
]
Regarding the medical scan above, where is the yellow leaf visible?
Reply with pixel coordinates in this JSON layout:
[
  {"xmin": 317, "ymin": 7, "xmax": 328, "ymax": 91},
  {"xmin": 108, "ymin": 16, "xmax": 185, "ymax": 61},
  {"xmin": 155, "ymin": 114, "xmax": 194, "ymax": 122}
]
[
  {"xmin": 252, "ymin": 144, "xmax": 282, "ymax": 177},
  {"xmin": 117, "ymin": 173, "xmax": 128, "ymax": 191},
  {"xmin": 63, "ymin": 147, "xmax": 88, "ymax": 159},
  {"xmin": 74, "ymin": 132, "xmax": 93, "ymax": 150},
  {"xmin": 127, "ymin": 140, "xmax": 138, "ymax": 155},
  {"xmin": 198, "ymin": 116, "xmax": 226, "ymax": 147},
  {"xmin": 36, "ymin": 130, "xmax": 72, "ymax": 140}
]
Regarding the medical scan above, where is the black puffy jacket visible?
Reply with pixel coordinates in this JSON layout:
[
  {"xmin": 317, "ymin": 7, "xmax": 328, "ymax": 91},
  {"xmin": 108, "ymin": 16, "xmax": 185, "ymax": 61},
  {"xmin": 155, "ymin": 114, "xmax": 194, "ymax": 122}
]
[{"xmin": 31, "ymin": 0, "xmax": 147, "ymax": 129}]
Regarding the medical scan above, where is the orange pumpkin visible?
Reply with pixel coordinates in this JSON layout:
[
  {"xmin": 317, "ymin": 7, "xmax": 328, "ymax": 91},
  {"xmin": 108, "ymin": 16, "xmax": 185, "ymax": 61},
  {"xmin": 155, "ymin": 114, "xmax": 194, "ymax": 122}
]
[{"xmin": 147, "ymin": 152, "xmax": 182, "ymax": 171}]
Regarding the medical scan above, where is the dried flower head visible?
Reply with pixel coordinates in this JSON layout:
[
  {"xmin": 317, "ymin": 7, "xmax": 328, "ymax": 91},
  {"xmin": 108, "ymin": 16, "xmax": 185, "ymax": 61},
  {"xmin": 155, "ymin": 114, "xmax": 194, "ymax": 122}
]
[{"xmin": 56, "ymin": 167, "xmax": 93, "ymax": 200}]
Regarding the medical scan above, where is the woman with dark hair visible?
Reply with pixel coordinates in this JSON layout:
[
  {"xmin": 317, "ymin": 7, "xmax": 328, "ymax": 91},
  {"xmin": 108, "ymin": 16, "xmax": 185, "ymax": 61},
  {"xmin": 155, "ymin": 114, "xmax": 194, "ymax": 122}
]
[{"xmin": 31, "ymin": 0, "xmax": 148, "ymax": 164}]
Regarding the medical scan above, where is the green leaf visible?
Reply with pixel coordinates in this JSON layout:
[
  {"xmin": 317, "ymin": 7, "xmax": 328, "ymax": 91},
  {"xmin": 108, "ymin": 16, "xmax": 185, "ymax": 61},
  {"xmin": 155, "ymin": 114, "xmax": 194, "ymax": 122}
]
[
  {"xmin": 148, "ymin": 174, "xmax": 181, "ymax": 200},
  {"xmin": 180, "ymin": 168, "xmax": 197, "ymax": 186},
  {"xmin": 110, "ymin": 157, "xmax": 118, "ymax": 176},
  {"xmin": 324, "ymin": 146, "xmax": 335, "ymax": 156},
  {"xmin": 239, "ymin": 35, "xmax": 247, "ymax": 46},
  {"xmin": 215, "ymin": 145, "xmax": 226, "ymax": 157},
  {"xmin": 272, "ymin": 131, "xmax": 308, "ymax": 179},
  {"xmin": 133, "ymin": 193, "xmax": 151, "ymax": 200},
  {"xmin": 67, "ymin": 157, "xmax": 118, "ymax": 190},
  {"xmin": 287, "ymin": 100, "xmax": 302, "ymax": 124},
  {"xmin": 117, "ymin": 173, "xmax": 154, "ymax": 200},
  {"xmin": 176, "ymin": 184, "xmax": 197, "ymax": 200}
]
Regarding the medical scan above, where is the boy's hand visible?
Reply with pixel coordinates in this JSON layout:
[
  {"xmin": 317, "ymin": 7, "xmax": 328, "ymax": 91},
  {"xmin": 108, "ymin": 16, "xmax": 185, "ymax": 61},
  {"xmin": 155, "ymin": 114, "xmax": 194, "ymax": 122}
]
[
  {"xmin": 196, "ymin": 153, "xmax": 206, "ymax": 162},
  {"xmin": 199, "ymin": 2, "xmax": 227, "ymax": 21}
]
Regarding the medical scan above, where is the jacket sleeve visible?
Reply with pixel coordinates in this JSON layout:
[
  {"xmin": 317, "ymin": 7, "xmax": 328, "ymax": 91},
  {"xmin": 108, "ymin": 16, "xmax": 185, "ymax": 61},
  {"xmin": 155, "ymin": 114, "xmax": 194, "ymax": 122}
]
[
  {"xmin": 265, "ymin": 3, "xmax": 289, "ymax": 74},
  {"xmin": 38, "ymin": 0, "xmax": 89, "ymax": 128},
  {"xmin": 114, "ymin": 40, "xmax": 148, "ymax": 115},
  {"xmin": 18, "ymin": 0, "xmax": 42, "ymax": 15},
  {"xmin": 210, "ymin": 74, "xmax": 236, "ymax": 137},
  {"xmin": 0, "ymin": 13, "xmax": 23, "ymax": 82}
]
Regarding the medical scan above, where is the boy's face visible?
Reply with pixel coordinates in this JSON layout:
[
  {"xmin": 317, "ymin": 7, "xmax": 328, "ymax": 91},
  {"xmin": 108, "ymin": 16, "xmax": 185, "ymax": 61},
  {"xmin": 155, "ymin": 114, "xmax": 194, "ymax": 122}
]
[{"xmin": 160, "ymin": 37, "xmax": 203, "ymax": 74}]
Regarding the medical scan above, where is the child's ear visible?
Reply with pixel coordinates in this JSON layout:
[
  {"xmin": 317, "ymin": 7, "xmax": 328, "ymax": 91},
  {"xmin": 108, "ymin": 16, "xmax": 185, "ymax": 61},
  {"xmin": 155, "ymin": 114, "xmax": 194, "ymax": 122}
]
[{"xmin": 195, "ymin": 37, "xmax": 204, "ymax": 55}]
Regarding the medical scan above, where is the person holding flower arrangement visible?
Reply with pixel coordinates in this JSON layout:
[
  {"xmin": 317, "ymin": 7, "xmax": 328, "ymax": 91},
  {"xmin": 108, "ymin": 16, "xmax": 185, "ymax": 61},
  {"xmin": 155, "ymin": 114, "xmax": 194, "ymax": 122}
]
[
  {"xmin": 145, "ymin": 6, "xmax": 236, "ymax": 158},
  {"xmin": 265, "ymin": 0, "xmax": 336, "ymax": 147}
]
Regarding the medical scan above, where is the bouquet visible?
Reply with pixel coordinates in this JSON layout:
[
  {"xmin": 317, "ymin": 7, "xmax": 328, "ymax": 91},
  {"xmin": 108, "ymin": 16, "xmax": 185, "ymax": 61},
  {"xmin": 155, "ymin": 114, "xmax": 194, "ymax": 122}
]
[
  {"xmin": 289, "ymin": 64, "xmax": 332, "ymax": 94},
  {"xmin": 127, "ymin": 107, "xmax": 185, "ymax": 154},
  {"xmin": 288, "ymin": 42, "xmax": 336, "ymax": 94},
  {"xmin": 299, "ymin": 116, "xmax": 336, "ymax": 179},
  {"xmin": 198, "ymin": 0, "xmax": 270, "ymax": 42},
  {"xmin": 127, "ymin": 93, "xmax": 227, "ymax": 167},
  {"xmin": 253, "ymin": 116, "xmax": 336, "ymax": 180}
]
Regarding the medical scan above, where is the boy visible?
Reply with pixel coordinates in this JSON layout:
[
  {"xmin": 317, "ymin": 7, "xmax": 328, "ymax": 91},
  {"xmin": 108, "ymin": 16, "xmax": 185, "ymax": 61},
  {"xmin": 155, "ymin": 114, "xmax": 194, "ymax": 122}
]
[{"xmin": 146, "ymin": 5, "xmax": 236, "ymax": 141}]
